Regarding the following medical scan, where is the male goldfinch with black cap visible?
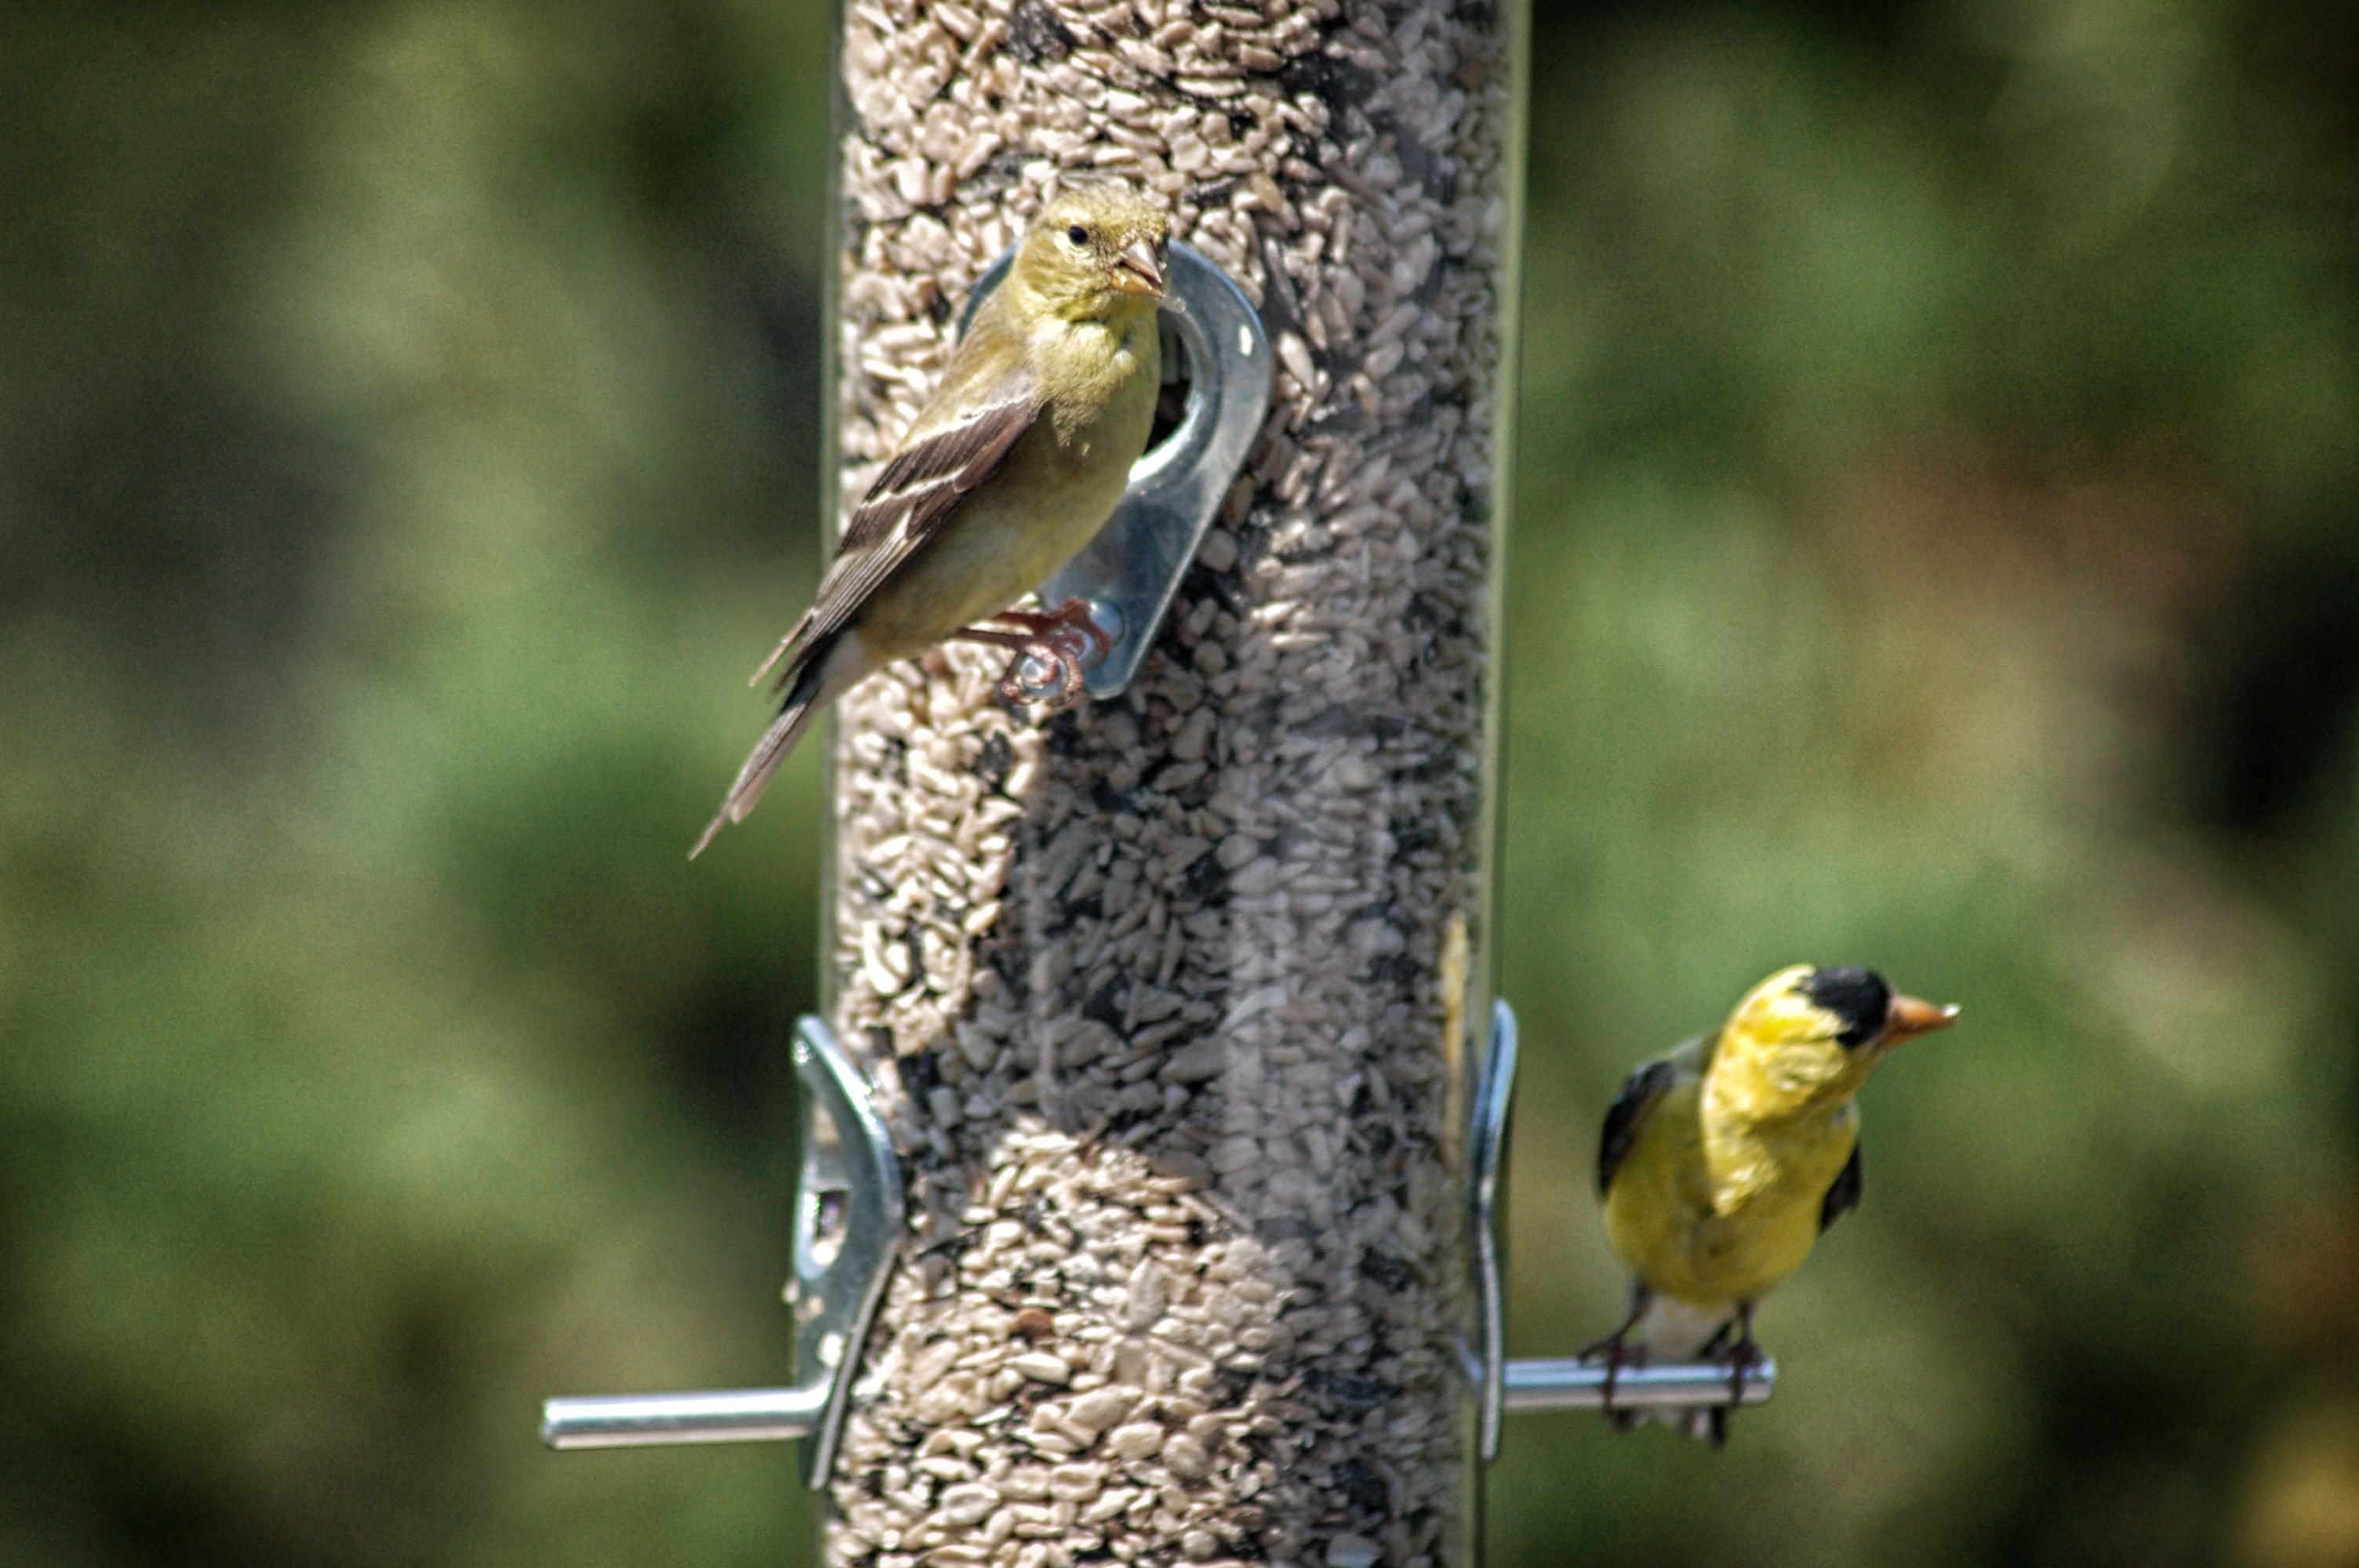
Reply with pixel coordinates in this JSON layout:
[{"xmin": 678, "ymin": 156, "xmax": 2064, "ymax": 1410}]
[
  {"xmin": 693, "ymin": 184, "xmax": 1170, "ymax": 856},
  {"xmin": 1584, "ymin": 964, "xmax": 1958, "ymax": 1443}
]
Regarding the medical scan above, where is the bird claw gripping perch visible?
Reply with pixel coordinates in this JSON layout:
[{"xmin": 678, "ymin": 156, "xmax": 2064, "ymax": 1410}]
[
  {"xmin": 954, "ymin": 597, "xmax": 1119, "ymax": 705},
  {"xmin": 1572, "ymin": 1285, "xmax": 1654, "ymax": 1425},
  {"xmin": 1705, "ymin": 1309, "xmax": 1768, "ymax": 1441}
]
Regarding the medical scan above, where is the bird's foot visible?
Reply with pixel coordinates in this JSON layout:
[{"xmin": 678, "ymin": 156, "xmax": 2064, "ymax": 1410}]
[
  {"xmin": 1576, "ymin": 1330, "xmax": 1647, "ymax": 1421},
  {"xmin": 947, "ymin": 626, "xmax": 1080, "ymax": 704},
  {"xmin": 1574, "ymin": 1330, "xmax": 1644, "ymax": 1366},
  {"xmin": 964, "ymin": 598, "xmax": 1111, "ymax": 706},
  {"xmin": 994, "ymin": 636, "xmax": 1084, "ymax": 705},
  {"xmin": 982, "ymin": 597, "xmax": 1110, "ymax": 652},
  {"xmin": 1579, "ymin": 1283, "xmax": 1656, "ymax": 1427},
  {"xmin": 1705, "ymin": 1305, "xmax": 1765, "ymax": 1434},
  {"xmin": 1717, "ymin": 1337, "xmax": 1766, "ymax": 1406}
]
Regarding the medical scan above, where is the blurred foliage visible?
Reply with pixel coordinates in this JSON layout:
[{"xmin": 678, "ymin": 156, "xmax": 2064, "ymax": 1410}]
[{"xmin": 2, "ymin": 1, "xmax": 2355, "ymax": 1566}]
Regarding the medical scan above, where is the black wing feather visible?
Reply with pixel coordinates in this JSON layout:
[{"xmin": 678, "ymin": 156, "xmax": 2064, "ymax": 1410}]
[
  {"xmin": 1819, "ymin": 1142, "xmax": 1863, "ymax": 1232},
  {"xmin": 1597, "ymin": 1058, "xmax": 1677, "ymax": 1198}
]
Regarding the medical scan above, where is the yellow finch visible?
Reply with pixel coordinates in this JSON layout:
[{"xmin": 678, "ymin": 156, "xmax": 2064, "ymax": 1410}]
[
  {"xmin": 692, "ymin": 185, "xmax": 1171, "ymax": 856},
  {"xmin": 1585, "ymin": 964, "xmax": 1957, "ymax": 1443}
]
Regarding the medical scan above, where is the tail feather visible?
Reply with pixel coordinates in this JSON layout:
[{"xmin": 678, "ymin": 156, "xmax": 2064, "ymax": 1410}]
[
  {"xmin": 750, "ymin": 607, "xmax": 816, "ymax": 689},
  {"xmin": 691, "ymin": 639, "xmax": 849, "ymax": 858}
]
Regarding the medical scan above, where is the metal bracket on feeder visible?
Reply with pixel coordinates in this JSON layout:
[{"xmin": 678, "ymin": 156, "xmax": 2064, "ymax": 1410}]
[
  {"xmin": 540, "ymin": 1016, "xmax": 903, "ymax": 1489},
  {"xmin": 1466, "ymin": 1000, "xmax": 1776, "ymax": 1460},
  {"xmin": 961, "ymin": 238, "xmax": 1274, "ymax": 702},
  {"xmin": 1467, "ymin": 998, "xmax": 1515, "ymax": 1463}
]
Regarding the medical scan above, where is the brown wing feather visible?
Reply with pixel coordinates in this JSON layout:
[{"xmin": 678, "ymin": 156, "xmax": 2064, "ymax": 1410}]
[
  {"xmin": 841, "ymin": 390, "xmax": 1034, "ymax": 554},
  {"xmin": 754, "ymin": 362, "xmax": 1039, "ymax": 690}
]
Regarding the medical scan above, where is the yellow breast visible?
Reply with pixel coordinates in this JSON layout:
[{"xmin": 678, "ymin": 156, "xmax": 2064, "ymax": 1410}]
[{"xmin": 1603, "ymin": 1077, "xmax": 1856, "ymax": 1311}]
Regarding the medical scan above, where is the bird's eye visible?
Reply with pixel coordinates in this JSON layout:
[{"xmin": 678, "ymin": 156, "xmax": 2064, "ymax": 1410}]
[{"xmin": 1065, "ymin": 223, "xmax": 1090, "ymax": 246}]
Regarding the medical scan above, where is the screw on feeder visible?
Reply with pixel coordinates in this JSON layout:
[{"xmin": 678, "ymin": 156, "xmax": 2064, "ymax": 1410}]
[{"xmin": 1008, "ymin": 598, "xmax": 1125, "ymax": 702}]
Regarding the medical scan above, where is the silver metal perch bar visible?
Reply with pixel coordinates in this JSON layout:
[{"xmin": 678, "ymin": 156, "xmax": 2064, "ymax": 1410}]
[
  {"xmin": 542, "ymin": 1385, "xmax": 829, "ymax": 1450},
  {"xmin": 542, "ymin": 1358, "xmax": 1775, "ymax": 1451},
  {"xmin": 1501, "ymin": 1359, "xmax": 1776, "ymax": 1413}
]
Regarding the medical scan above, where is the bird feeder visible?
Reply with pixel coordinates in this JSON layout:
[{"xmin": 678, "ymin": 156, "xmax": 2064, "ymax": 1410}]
[{"xmin": 543, "ymin": 0, "xmax": 1774, "ymax": 1561}]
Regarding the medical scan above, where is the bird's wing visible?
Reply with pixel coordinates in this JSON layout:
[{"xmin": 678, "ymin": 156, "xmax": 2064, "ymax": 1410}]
[
  {"xmin": 1819, "ymin": 1141, "xmax": 1863, "ymax": 1232},
  {"xmin": 1597, "ymin": 1033, "xmax": 1710, "ymax": 1197},
  {"xmin": 1597, "ymin": 1056, "xmax": 1679, "ymax": 1198},
  {"xmin": 754, "ymin": 353, "xmax": 1041, "ymax": 687}
]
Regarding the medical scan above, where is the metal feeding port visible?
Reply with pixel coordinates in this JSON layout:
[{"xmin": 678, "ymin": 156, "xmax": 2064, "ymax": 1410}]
[
  {"xmin": 539, "ymin": 1017, "xmax": 903, "ymax": 1488},
  {"xmin": 961, "ymin": 238, "xmax": 1274, "ymax": 702}
]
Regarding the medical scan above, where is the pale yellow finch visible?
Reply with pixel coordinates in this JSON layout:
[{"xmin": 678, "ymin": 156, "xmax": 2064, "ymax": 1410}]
[
  {"xmin": 1587, "ymin": 964, "xmax": 1957, "ymax": 1443},
  {"xmin": 693, "ymin": 185, "xmax": 1171, "ymax": 856}
]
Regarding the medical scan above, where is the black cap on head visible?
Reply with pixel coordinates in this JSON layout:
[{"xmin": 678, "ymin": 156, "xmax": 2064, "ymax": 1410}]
[{"xmin": 1800, "ymin": 966, "xmax": 1892, "ymax": 1048}]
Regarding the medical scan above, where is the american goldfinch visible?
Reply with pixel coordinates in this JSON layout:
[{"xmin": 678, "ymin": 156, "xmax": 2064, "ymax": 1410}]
[
  {"xmin": 692, "ymin": 185, "xmax": 1171, "ymax": 857},
  {"xmin": 1584, "ymin": 964, "xmax": 1957, "ymax": 1443}
]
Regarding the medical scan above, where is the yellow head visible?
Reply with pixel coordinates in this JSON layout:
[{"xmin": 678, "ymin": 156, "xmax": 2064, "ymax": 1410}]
[
  {"xmin": 1012, "ymin": 184, "xmax": 1171, "ymax": 322},
  {"xmin": 1712, "ymin": 964, "xmax": 1957, "ymax": 1112}
]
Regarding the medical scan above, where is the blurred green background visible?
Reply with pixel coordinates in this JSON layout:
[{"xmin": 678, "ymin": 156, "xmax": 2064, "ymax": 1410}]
[{"xmin": 5, "ymin": 2, "xmax": 2356, "ymax": 1564}]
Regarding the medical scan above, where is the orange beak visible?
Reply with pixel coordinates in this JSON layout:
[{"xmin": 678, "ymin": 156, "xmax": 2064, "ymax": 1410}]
[
  {"xmin": 1884, "ymin": 993, "xmax": 1960, "ymax": 1046},
  {"xmin": 1111, "ymin": 235, "xmax": 1165, "ymax": 298}
]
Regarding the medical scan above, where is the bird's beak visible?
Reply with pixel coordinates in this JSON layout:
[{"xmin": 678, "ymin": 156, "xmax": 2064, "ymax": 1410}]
[
  {"xmin": 1111, "ymin": 236, "xmax": 1165, "ymax": 298},
  {"xmin": 1884, "ymin": 993, "xmax": 1960, "ymax": 1046}
]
